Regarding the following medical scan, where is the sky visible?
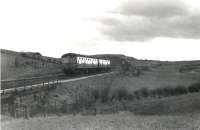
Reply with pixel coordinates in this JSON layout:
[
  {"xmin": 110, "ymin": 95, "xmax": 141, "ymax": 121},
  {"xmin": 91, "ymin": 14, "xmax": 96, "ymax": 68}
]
[{"xmin": 0, "ymin": 0, "xmax": 200, "ymax": 61}]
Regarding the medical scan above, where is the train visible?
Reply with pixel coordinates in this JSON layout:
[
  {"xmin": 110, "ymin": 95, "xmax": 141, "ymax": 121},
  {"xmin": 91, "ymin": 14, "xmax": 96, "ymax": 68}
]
[{"xmin": 61, "ymin": 53, "xmax": 111, "ymax": 74}]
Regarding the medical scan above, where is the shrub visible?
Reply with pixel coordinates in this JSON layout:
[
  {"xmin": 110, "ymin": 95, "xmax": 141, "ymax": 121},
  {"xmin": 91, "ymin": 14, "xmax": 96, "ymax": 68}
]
[
  {"xmin": 14, "ymin": 58, "xmax": 19, "ymax": 67},
  {"xmin": 110, "ymin": 87, "xmax": 129, "ymax": 101},
  {"xmin": 174, "ymin": 85, "xmax": 188, "ymax": 95},
  {"xmin": 133, "ymin": 91, "xmax": 140, "ymax": 100},
  {"xmin": 188, "ymin": 83, "xmax": 200, "ymax": 93},
  {"xmin": 127, "ymin": 93, "xmax": 134, "ymax": 100},
  {"xmin": 140, "ymin": 88, "xmax": 149, "ymax": 98},
  {"xmin": 116, "ymin": 87, "xmax": 129, "ymax": 100},
  {"xmin": 100, "ymin": 86, "xmax": 111, "ymax": 103},
  {"xmin": 155, "ymin": 88, "xmax": 164, "ymax": 98},
  {"xmin": 91, "ymin": 88, "xmax": 99, "ymax": 101},
  {"xmin": 162, "ymin": 86, "xmax": 176, "ymax": 97},
  {"xmin": 149, "ymin": 89, "xmax": 157, "ymax": 98}
]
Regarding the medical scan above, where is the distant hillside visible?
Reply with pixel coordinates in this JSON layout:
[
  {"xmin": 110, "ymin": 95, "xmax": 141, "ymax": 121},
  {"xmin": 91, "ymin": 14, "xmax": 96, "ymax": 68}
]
[
  {"xmin": 93, "ymin": 54, "xmax": 200, "ymax": 76},
  {"xmin": 94, "ymin": 54, "xmax": 200, "ymax": 67},
  {"xmin": 1, "ymin": 49, "xmax": 200, "ymax": 80},
  {"xmin": 1, "ymin": 49, "xmax": 64, "ymax": 80}
]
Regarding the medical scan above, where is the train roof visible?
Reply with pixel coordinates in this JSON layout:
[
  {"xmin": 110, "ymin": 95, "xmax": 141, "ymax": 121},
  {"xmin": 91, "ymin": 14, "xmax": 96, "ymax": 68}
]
[
  {"xmin": 61, "ymin": 53, "xmax": 78, "ymax": 57},
  {"xmin": 61, "ymin": 53, "xmax": 110, "ymax": 61}
]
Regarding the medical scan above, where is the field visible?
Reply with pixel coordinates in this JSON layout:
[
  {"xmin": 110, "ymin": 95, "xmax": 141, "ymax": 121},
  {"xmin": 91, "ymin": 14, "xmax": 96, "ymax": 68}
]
[
  {"xmin": 2, "ymin": 93, "xmax": 200, "ymax": 130},
  {"xmin": 2, "ymin": 113, "xmax": 200, "ymax": 130}
]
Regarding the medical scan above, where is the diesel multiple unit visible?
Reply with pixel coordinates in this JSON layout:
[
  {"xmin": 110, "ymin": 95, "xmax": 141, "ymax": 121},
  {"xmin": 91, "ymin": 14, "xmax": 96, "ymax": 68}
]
[{"xmin": 61, "ymin": 53, "xmax": 110, "ymax": 74}]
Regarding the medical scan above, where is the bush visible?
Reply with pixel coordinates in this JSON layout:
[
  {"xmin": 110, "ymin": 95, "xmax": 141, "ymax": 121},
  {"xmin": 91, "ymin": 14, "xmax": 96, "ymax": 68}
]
[
  {"xmin": 116, "ymin": 87, "xmax": 129, "ymax": 100},
  {"xmin": 188, "ymin": 83, "xmax": 200, "ymax": 93},
  {"xmin": 162, "ymin": 87, "xmax": 174, "ymax": 97},
  {"xmin": 14, "ymin": 58, "xmax": 19, "ymax": 67},
  {"xmin": 140, "ymin": 88, "xmax": 149, "ymax": 98},
  {"xmin": 127, "ymin": 93, "xmax": 134, "ymax": 100},
  {"xmin": 133, "ymin": 91, "xmax": 140, "ymax": 100},
  {"xmin": 149, "ymin": 89, "xmax": 157, "ymax": 98},
  {"xmin": 174, "ymin": 85, "xmax": 188, "ymax": 95},
  {"xmin": 111, "ymin": 87, "xmax": 129, "ymax": 101},
  {"xmin": 155, "ymin": 88, "xmax": 164, "ymax": 98},
  {"xmin": 91, "ymin": 88, "xmax": 99, "ymax": 101},
  {"xmin": 100, "ymin": 86, "xmax": 111, "ymax": 103}
]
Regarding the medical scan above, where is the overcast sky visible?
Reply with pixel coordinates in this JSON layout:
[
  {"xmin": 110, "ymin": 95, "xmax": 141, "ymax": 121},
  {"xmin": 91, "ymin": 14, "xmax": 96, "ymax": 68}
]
[{"xmin": 0, "ymin": 0, "xmax": 200, "ymax": 61}]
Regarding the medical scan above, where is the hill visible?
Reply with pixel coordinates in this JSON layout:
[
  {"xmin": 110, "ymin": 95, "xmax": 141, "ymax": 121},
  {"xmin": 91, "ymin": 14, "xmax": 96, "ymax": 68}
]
[
  {"xmin": 1, "ymin": 49, "xmax": 200, "ymax": 80},
  {"xmin": 1, "ymin": 49, "xmax": 64, "ymax": 80}
]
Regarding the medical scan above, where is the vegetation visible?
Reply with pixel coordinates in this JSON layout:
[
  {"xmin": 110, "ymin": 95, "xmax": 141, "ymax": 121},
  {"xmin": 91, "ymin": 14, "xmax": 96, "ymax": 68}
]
[
  {"xmin": 179, "ymin": 64, "xmax": 200, "ymax": 72},
  {"xmin": 57, "ymin": 82, "xmax": 200, "ymax": 115},
  {"xmin": 188, "ymin": 82, "xmax": 200, "ymax": 93}
]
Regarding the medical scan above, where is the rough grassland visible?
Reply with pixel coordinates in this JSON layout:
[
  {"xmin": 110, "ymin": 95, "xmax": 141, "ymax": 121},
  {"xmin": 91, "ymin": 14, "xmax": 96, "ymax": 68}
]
[
  {"xmin": 2, "ymin": 112, "xmax": 200, "ymax": 130},
  {"xmin": 112, "ymin": 65, "xmax": 200, "ymax": 91},
  {"xmin": 126, "ymin": 92, "xmax": 200, "ymax": 115},
  {"xmin": 2, "ymin": 93, "xmax": 200, "ymax": 130}
]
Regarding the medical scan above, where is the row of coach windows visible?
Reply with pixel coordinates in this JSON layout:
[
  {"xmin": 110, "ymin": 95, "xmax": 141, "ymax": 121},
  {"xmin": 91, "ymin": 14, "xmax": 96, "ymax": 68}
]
[
  {"xmin": 99, "ymin": 59, "xmax": 110, "ymax": 65},
  {"xmin": 77, "ymin": 56, "xmax": 98, "ymax": 65}
]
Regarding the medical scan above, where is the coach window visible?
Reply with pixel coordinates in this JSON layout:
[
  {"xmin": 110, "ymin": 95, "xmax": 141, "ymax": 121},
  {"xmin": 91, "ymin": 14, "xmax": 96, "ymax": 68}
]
[{"xmin": 79, "ymin": 58, "xmax": 81, "ymax": 64}]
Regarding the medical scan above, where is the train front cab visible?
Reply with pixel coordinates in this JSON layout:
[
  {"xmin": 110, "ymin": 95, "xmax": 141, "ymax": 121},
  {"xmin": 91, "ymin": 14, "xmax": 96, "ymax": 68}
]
[{"xmin": 62, "ymin": 53, "xmax": 77, "ymax": 74}]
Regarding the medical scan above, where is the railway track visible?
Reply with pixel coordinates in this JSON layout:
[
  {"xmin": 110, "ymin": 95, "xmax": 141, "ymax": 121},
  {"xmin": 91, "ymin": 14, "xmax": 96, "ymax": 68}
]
[
  {"xmin": 0, "ymin": 72, "xmax": 115, "ymax": 95},
  {"xmin": 1, "ymin": 74, "xmax": 67, "ymax": 90}
]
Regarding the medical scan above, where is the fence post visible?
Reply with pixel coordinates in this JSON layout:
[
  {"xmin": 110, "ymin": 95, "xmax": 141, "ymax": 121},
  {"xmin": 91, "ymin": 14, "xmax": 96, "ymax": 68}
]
[
  {"xmin": 94, "ymin": 107, "xmax": 96, "ymax": 116},
  {"xmin": 4, "ymin": 81, "xmax": 6, "ymax": 89},
  {"xmin": 14, "ymin": 81, "xmax": 17, "ymax": 93},
  {"xmin": 24, "ymin": 85, "xmax": 26, "ymax": 91},
  {"xmin": 24, "ymin": 79, "xmax": 25, "ymax": 87},
  {"xmin": 48, "ymin": 80, "xmax": 49, "ymax": 89},
  {"xmin": 55, "ymin": 101, "xmax": 57, "ymax": 112}
]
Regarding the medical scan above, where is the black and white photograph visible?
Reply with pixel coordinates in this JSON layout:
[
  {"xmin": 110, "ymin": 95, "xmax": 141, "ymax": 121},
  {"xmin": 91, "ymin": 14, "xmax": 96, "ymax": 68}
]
[{"xmin": 1, "ymin": 0, "xmax": 200, "ymax": 130}]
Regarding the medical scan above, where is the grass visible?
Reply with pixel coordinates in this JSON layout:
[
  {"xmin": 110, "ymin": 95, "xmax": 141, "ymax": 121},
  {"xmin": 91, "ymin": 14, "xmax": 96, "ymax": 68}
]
[
  {"xmin": 126, "ymin": 92, "xmax": 200, "ymax": 115},
  {"xmin": 2, "ymin": 92, "xmax": 200, "ymax": 130},
  {"xmin": 2, "ymin": 111, "xmax": 200, "ymax": 130},
  {"xmin": 112, "ymin": 65, "xmax": 200, "ymax": 92}
]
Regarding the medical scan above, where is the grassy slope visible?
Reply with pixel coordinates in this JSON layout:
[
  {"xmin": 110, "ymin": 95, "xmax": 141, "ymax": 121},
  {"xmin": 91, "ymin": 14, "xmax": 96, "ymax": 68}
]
[
  {"xmin": 38, "ymin": 62, "xmax": 200, "ymax": 116},
  {"xmin": 111, "ymin": 65, "xmax": 200, "ymax": 91},
  {"xmin": 3, "ymin": 65, "xmax": 63, "ymax": 80},
  {"xmin": 1, "ymin": 49, "xmax": 63, "ymax": 80},
  {"xmin": 127, "ymin": 92, "xmax": 200, "ymax": 115}
]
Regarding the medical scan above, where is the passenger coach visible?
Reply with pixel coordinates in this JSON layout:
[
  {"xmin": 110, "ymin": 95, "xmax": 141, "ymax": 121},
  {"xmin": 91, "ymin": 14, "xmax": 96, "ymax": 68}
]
[{"xmin": 61, "ymin": 53, "xmax": 111, "ymax": 74}]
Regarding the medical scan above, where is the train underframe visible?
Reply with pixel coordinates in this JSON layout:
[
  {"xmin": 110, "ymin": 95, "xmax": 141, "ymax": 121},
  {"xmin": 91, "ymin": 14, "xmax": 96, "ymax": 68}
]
[{"xmin": 63, "ymin": 67, "xmax": 111, "ymax": 75}]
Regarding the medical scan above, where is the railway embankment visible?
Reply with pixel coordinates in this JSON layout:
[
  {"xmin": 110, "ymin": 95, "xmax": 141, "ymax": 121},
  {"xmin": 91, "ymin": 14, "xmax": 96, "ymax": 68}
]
[{"xmin": 1, "ymin": 72, "xmax": 117, "ymax": 118}]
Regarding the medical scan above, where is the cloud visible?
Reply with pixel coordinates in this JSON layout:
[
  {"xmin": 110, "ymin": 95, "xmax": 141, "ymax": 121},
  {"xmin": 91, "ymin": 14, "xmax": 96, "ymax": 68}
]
[
  {"xmin": 97, "ymin": 0, "xmax": 200, "ymax": 41},
  {"xmin": 117, "ymin": 0, "xmax": 189, "ymax": 18}
]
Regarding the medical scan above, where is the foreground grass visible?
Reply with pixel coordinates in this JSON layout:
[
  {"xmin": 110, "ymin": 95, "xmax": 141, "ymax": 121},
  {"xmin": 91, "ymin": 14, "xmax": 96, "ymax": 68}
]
[
  {"xmin": 2, "ymin": 112, "xmax": 200, "ymax": 130},
  {"xmin": 2, "ymin": 93, "xmax": 200, "ymax": 130}
]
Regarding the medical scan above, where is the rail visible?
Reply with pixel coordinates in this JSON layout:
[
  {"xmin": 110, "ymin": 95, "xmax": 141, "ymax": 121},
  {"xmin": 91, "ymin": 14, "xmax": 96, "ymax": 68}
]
[
  {"xmin": 0, "ymin": 72, "xmax": 116, "ymax": 95},
  {"xmin": 1, "ymin": 74, "xmax": 67, "ymax": 90}
]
